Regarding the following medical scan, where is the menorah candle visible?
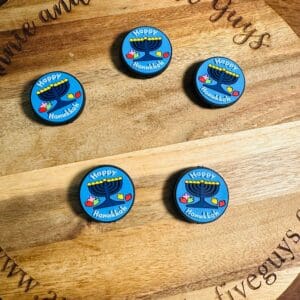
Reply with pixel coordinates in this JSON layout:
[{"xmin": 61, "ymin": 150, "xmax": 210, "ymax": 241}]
[
  {"xmin": 30, "ymin": 71, "xmax": 86, "ymax": 125},
  {"xmin": 194, "ymin": 57, "xmax": 246, "ymax": 107},
  {"xmin": 174, "ymin": 167, "xmax": 229, "ymax": 224},
  {"xmin": 79, "ymin": 165, "xmax": 135, "ymax": 223},
  {"xmin": 121, "ymin": 26, "xmax": 172, "ymax": 77}
]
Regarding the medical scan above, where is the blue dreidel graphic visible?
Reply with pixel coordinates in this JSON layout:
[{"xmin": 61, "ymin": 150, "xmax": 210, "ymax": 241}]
[
  {"xmin": 88, "ymin": 178, "xmax": 124, "ymax": 209},
  {"xmin": 185, "ymin": 181, "xmax": 220, "ymax": 209},
  {"xmin": 37, "ymin": 79, "xmax": 76, "ymax": 114},
  {"xmin": 204, "ymin": 64, "xmax": 239, "ymax": 95},
  {"xmin": 130, "ymin": 37, "xmax": 163, "ymax": 61}
]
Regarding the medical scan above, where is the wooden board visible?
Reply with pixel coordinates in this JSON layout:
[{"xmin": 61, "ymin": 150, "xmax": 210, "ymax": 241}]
[
  {"xmin": 0, "ymin": 122, "xmax": 300, "ymax": 299},
  {"xmin": 0, "ymin": 0, "xmax": 299, "ymax": 176},
  {"xmin": 0, "ymin": 0, "xmax": 299, "ymax": 299},
  {"xmin": 265, "ymin": 0, "xmax": 300, "ymax": 36}
]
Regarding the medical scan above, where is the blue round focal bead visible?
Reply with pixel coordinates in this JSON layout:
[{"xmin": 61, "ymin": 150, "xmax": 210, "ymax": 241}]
[
  {"xmin": 174, "ymin": 167, "xmax": 229, "ymax": 224},
  {"xmin": 31, "ymin": 71, "xmax": 85, "ymax": 125},
  {"xmin": 80, "ymin": 165, "xmax": 135, "ymax": 223},
  {"xmin": 195, "ymin": 57, "xmax": 246, "ymax": 107},
  {"xmin": 121, "ymin": 26, "xmax": 172, "ymax": 77}
]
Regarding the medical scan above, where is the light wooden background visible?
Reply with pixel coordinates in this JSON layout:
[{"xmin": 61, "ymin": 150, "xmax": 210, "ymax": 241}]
[{"xmin": 0, "ymin": 0, "xmax": 299, "ymax": 299}]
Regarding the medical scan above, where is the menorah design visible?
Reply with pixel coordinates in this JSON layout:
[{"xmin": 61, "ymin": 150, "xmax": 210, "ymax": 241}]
[
  {"xmin": 130, "ymin": 37, "xmax": 163, "ymax": 61},
  {"xmin": 185, "ymin": 180, "xmax": 220, "ymax": 209},
  {"xmin": 37, "ymin": 79, "xmax": 76, "ymax": 113},
  {"xmin": 204, "ymin": 64, "xmax": 239, "ymax": 95},
  {"xmin": 88, "ymin": 177, "xmax": 124, "ymax": 209}
]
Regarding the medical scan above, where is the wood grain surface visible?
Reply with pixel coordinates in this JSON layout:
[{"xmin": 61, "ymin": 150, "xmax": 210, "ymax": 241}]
[
  {"xmin": 266, "ymin": 0, "xmax": 300, "ymax": 36},
  {"xmin": 0, "ymin": 0, "xmax": 299, "ymax": 176},
  {"xmin": 0, "ymin": 122, "xmax": 299, "ymax": 299},
  {"xmin": 0, "ymin": 0, "xmax": 299, "ymax": 299}
]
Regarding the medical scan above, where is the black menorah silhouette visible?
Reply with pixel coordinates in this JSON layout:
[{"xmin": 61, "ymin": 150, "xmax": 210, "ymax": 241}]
[
  {"xmin": 204, "ymin": 64, "xmax": 239, "ymax": 95},
  {"xmin": 185, "ymin": 180, "xmax": 220, "ymax": 209},
  {"xmin": 130, "ymin": 37, "xmax": 163, "ymax": 61},
  {"xmin": 37, "ymin": 79, "xmax": 76, "ymax": 113},
  {"xmin": 88, "ymin": 177, "xmax": 124, "ymax": 209}
]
